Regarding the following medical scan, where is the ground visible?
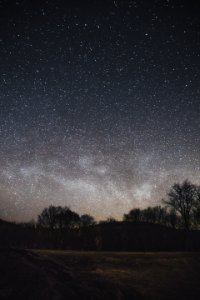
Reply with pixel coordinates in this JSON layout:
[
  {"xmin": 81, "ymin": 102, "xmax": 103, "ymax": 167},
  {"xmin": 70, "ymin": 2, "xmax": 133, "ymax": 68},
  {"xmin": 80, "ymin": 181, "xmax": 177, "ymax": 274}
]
[{"xmin": 0, "ymin": 249, "xmax": 200, "ymax": 299}]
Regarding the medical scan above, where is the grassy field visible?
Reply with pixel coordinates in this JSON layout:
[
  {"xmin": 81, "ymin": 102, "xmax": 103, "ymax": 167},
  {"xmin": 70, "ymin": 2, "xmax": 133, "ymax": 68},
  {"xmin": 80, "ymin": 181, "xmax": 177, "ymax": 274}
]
[
  {"xmin": 30, "ymin": 250, "xmax": 200, "ymax": 299},
  {"xmin": 1, "ymin": 249, "xmax": 200, "ymax": 299}
]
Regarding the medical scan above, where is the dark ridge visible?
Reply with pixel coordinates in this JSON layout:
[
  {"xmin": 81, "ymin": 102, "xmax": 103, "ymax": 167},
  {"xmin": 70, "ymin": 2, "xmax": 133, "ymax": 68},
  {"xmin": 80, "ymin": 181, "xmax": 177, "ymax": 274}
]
[{"xmin": 1, "ymin": 219, "xmax": 200, "ymax": 251}]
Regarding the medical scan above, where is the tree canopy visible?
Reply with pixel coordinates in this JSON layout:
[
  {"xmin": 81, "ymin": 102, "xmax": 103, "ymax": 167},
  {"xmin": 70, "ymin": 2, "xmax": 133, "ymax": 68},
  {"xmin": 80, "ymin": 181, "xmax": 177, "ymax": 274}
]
[
  {"xmin": 38, "ymin": 205, "xmax": 80, "ymax": 230},
  {"xmin": 164, "ymin": 180, "xmax": 200, "ymax": 230}
]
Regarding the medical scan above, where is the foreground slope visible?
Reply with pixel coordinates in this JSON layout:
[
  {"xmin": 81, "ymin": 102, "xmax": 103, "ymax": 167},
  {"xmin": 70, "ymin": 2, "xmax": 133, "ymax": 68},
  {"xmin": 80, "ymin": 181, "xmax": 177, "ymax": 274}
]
[{"xmin": 1, "ymin": 248, "xmax": 200, "ymax": 300}]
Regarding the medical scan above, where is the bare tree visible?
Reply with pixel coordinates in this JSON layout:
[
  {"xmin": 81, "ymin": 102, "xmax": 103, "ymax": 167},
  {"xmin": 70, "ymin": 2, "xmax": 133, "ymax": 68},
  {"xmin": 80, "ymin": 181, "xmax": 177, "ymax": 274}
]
[
  {"xmin": 123, "ymin": 208, "xmax": 142, "ymax": 222},
  {"xmin": 38, "ymin": 205, "xmax": 58, "ymax": 230},
  {"xmin": 80, "ymin": 214, "xmax": 96, "ymax": 227},
  {"xmin": 38, "ymin": 205, "xmax": 80, "ymax": 230},
  {"xmin": 99, "ymin": 217, "xmax": 117, "ymax": 225},
  {"xmin": 164, "ymin": 180, "xmax": 199, "ymax": 230}
]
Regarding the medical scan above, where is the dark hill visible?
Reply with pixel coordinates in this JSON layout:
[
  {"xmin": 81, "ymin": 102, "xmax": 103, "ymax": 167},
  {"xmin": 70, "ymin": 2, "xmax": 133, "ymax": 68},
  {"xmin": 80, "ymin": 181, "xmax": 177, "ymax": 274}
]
[
  {"xmin": 80, "ymin": 221, "xmax": 200, "ymax": 251},
  {"xmin": 0, "ymin": 219, "xmax": 200, "ymax": 251}
]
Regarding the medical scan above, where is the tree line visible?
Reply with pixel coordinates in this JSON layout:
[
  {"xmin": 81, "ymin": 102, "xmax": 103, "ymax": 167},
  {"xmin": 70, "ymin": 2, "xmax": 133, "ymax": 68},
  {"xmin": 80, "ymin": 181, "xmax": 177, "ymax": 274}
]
[
  {"xmin": 1, "ymin": 180, "xmax": 200, "ymax": 251},
  {"xmin": 37, "ymin": 180, "xmax": 200, "ymax": 231},
  {"xmin": 38, "ymin": 206, "xmax": 96, "ymax": 230}
]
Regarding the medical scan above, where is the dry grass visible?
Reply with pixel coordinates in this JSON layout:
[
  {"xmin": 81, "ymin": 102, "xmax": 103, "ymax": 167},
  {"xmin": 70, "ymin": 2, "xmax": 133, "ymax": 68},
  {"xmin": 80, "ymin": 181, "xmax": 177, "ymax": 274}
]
[
  {"xmin": 1, "ymin": 249, "xmax": 200, "ymax": 299},
  {"xmin": 33, "ymin": 250, "xmax": 200, "ymax": 300}
]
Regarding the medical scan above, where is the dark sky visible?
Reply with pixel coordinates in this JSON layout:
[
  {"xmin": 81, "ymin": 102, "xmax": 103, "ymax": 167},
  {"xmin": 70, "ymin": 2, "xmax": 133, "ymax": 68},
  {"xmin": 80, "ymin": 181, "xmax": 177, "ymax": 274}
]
[{"xmin": 0, "ymin": 0, "xmax": 200, "ymax": 222}]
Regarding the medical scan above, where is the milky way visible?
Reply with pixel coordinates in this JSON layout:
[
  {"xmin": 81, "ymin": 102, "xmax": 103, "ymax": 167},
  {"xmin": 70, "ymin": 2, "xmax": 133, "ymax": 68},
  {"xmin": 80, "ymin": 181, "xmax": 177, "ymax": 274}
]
[{"xmin": 0, "ymin": 0, "xmax": 199, "ymax": 222}]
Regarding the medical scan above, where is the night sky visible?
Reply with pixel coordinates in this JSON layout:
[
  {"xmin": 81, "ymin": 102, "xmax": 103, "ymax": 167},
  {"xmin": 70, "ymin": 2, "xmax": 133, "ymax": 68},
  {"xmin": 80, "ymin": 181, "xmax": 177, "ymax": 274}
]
[{"xmin": 0, "ymin": 0, "xmax": 200, "ymax": 222}]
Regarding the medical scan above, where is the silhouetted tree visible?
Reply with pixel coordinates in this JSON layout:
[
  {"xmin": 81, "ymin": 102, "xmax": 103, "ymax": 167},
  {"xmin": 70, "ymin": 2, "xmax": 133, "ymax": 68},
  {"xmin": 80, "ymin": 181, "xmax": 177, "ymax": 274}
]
[
  {"xmin": 167, "ymin": 209, "xmax": 178, "ymax": 228},
  {"xmin": 38, "ymin": 205, "xmax": 80, "ymax": 230},
  {"xmin": 142, "ymin": 207, "xmax": 158, "ymax": 223},
  {"xmin": 99, "ymin": 217, "xmax": 117, "ymax": 225},
  {"xmin": 192, "ymin": 206, "xmax": 200, "ymax": 229},
  {"xmin": 193, "ymin": 186, "xmax": 200, "ymax": 227},
  {"xmin": 123, "ymin": 205, "xmax": 181, "ymax": 228},
  {"xmin": 38, "ymin": 205, "xmax": 58, "ymax": 230},
  {"xmin": 60, "ymin": 207, "xmax": 80, "ymax": 230},
  {"xmin": 164, "ymin": 180, "xmax": 199, "ymax": 230},
  {"xmin": 80, "ymin": 214, "xmax": 96, "ymax": 227},
  {"xmin": 123, "ymin": 208, "xmax": 142, "ymax": 222}
]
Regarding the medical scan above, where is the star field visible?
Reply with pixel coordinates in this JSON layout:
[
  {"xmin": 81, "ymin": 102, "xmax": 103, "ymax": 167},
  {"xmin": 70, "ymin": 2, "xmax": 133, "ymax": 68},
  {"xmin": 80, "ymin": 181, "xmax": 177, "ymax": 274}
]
[{"xmin": 0, "ymin": 0, "xmax": 200, "ymax": 221}]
